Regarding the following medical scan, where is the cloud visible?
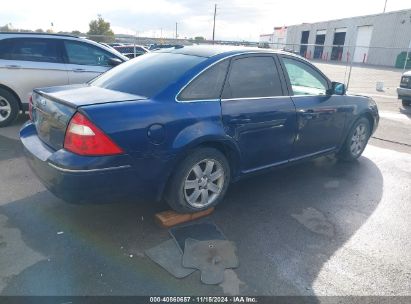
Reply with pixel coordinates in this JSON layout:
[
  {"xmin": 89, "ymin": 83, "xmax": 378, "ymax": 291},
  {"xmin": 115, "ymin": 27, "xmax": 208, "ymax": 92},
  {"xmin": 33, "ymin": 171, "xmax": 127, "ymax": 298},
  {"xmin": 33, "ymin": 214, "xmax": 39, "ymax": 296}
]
[{"xmin": 1, "ymin": 0, "xmax": 410, "ymax": 40}]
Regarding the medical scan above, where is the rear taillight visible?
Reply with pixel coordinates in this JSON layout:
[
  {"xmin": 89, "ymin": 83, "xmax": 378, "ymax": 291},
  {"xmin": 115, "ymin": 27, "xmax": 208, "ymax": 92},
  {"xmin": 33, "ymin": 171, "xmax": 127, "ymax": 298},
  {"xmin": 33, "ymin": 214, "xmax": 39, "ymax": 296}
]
[
  {"xmin": 28, "ymin": 95, "xmax": 33, "ymax": 121},
  {"xmin": 64, "ymin": 112, "xmax": 123, "ymax": 156}
]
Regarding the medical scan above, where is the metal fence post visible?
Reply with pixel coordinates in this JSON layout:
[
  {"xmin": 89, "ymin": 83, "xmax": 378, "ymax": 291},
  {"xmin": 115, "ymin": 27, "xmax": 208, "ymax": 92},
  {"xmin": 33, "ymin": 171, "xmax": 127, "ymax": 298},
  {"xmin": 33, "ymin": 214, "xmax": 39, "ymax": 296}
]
[
  {"xmin": 134, "ymin": 35, "xmax": 137, "ymax": 58},
  {"xmin": 346, "ymin": 45, "xmax": 355, "ymax": 90},
  {"xmin": 403, "ymin": 39, "xmax": 411, "ymax": 72}
]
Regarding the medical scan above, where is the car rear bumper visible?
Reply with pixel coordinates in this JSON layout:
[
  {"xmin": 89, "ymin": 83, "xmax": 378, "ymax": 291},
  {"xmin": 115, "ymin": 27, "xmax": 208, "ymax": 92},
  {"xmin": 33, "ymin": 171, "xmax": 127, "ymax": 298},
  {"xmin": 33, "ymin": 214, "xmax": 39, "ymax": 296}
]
[
  {"xmin": 397, "ymin": 87, "xmax": 411, "ymax": 100},
  {"xmin": 20, "ymin": 121, "xmax": 161, "ymax": 203}
]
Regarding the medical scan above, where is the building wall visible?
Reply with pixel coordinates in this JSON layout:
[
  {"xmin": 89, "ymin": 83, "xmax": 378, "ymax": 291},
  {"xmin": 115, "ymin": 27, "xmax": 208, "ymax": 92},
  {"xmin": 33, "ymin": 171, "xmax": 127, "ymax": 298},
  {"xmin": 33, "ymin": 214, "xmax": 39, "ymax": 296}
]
[
  {"xmin": 259, "ymin": 34, "xmax": 274, "ymax": 43},
  {"xmin": 259, "ymin": 27, "xmax": 288, "ymax": 49},
  {"xmin": 285, "ymin": 9, "xmax": 411, "ymax": 66}
]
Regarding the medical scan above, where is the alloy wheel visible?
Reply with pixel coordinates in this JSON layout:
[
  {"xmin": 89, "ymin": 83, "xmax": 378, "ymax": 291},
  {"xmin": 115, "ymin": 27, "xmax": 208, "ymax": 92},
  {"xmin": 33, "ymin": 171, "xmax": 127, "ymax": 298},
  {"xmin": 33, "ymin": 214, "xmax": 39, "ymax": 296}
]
[
  {"xmin": 350, "ymin": 123, "xmax": 368, "ymax": 157},
  {"xmin": 0, "ymin": 97, "xmax": 11, "ymax": 122},
  {"xmin": 183, "ymin": 158, "xmax": 225, "ymax": 208}
]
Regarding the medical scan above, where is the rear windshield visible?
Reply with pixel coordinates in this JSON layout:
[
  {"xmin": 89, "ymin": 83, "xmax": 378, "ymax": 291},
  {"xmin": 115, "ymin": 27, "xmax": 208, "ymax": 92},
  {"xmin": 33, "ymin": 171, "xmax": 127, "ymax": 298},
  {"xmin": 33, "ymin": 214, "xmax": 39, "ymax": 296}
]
[{"xmin": 90, "ymin": 52, "xmax": 205, "ymax": 98}]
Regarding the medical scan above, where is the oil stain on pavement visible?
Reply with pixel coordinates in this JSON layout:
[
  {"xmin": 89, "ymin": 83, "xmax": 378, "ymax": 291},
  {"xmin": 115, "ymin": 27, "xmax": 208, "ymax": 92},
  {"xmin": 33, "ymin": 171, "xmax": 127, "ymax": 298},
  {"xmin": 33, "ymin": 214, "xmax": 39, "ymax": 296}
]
[{"xmin": 0, "ymin": 214, "xmax": 45, "ymax": 293}]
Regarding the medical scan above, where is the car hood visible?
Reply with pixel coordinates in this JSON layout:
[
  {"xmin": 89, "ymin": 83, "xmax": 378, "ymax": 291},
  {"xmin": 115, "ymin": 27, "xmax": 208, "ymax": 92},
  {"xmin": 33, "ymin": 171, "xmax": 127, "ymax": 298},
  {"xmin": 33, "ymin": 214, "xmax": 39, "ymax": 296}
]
[
  {"xmin": 402, "ymin": 70, "xmax": 411, "ymax": 77},
  {"xmin": 34, "ymin": 84, "xmax": 146, "ymax": 108}
]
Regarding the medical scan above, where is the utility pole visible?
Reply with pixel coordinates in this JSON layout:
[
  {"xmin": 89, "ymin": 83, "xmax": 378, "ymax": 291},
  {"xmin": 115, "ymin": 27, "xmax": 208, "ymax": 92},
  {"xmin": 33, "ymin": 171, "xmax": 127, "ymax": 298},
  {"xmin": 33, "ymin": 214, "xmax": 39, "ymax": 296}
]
[
  {"xmin": 383, "ymin": 0, "xmax": 388, "ymax": 13},
  {"xmin": 175, "ymin": 22, "xmax": 178, "ymax": 39},
  {"xmin": 212, "ymin": 4, "xmax": 217, "ymax": 44}
]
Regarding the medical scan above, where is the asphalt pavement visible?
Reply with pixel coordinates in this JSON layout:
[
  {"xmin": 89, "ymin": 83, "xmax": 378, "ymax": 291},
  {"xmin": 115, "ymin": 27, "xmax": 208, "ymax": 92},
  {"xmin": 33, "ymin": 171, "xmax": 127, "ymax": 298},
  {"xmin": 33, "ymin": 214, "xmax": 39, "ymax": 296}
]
[{"xmin": 0, "ymin": 97, "xmax": 410, "ymax": 296}]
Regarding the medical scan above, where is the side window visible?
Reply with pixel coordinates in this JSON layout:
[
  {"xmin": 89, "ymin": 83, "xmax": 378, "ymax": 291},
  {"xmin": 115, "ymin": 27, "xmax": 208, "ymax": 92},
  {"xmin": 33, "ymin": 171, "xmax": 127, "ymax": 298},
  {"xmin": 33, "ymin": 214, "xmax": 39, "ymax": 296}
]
[
  {"xmin": 222, "ymin": 56, "xmax": 283, "ymax": 99},
  {"xmin": 179, "ymin": 60, "xmax": 229, "ymax": 101},
  {"xmin": 0, "ymin": 39, "xmax": 13, "ymax": 60},
  {"xmin": 282, "ymin": 57, "xmax": 328, "ymax": 96},
  {"xmin": 64, "ymin": 41, "xmax": 114, "ymax": 66},
  {"xmin": 0, "ymin": 38, "xmax": 62, "ymax": 63}
]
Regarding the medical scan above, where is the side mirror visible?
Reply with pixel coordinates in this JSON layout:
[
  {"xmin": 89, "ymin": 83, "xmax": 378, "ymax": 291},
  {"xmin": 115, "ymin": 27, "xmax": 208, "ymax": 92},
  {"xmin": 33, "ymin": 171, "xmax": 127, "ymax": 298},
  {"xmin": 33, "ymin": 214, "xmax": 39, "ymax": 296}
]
[
  {"xmin": 330, "ymin": 82, "xmax": 346, "ymax": 95},
  {"xmin": 107, "ymin": 57, "xmax": 123, "ymax": 67}
]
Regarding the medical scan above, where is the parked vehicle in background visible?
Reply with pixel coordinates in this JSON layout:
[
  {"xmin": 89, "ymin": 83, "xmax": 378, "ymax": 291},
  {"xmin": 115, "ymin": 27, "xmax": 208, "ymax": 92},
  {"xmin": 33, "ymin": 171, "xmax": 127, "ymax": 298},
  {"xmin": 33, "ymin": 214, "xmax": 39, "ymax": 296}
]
[
  {"xmin": 0, "ymin": 32, "xmax": 128, "ymax": 127},
  {"xmin": 113, "ymin": 45, "xmax": 149, "ymax": 59},
  {"xmin": 98, "ymin": 42, "xmax": 116, "ymax": 50},
  {"xmin": 20, "ymin": 46, "xmax": 379, "ymax": 213},
  {"xmin": 397, "ymin": 71, "xmax": 411, "ymax": 107},
  {"xmin": 148, "ymin": 43, "xmax": 184, "ymax": 51},
  {"xmin": 108, "ymin": 43, "xmax": 124, "ymax": 47},
  {"xmin": 258, "ymin": 42, "xmax": 270, "ymax": 49}
]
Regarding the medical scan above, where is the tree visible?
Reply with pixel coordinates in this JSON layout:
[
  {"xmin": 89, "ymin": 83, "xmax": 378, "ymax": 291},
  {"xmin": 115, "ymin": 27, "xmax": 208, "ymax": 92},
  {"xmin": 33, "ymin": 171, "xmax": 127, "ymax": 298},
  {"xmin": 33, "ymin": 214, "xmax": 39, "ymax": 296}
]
[
  {"xmin": 87, "ymin": 15, "xmax": 115, "ymax": 43},
  {"xmin": 194, "ymin": 36, "xmax": 205, "ymax": 42},
  {"xmin": 0, "ymin": 24, "xmax": 12, "ymax": 32},
  {"xmin": 71, "ymin": 30, "xmax": 82, "ymax": 36},
  {"xmin": 35, "ymin": 28, "xmax": 44, "ymax": 33}
]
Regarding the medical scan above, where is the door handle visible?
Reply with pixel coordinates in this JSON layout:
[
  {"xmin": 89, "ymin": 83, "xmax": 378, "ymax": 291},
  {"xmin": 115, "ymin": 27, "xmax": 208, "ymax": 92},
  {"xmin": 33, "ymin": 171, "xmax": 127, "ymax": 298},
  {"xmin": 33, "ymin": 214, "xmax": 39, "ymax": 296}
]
[
  {"xmin": 72, "ymin": 68, "xmax": 87, "ymax": 72},
  {"xmin": 230, "ymin": 118, "xmax": 252, "ymax": 124},
  {"xmin": 298, "ymin": 109, "xmax": 315, "ymax": 119},
  {"xmin": 5, "ymin": 65, "xmax": 21, "ymax": 69}
]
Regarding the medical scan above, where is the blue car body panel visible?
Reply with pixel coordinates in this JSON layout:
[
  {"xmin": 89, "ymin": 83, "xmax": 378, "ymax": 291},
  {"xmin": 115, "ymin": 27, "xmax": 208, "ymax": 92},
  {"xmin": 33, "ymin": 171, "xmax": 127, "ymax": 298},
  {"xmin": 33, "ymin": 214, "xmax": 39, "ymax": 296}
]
[{"xmin": 20, "ymin": 46, "xmax": 379, "ymax": 204}]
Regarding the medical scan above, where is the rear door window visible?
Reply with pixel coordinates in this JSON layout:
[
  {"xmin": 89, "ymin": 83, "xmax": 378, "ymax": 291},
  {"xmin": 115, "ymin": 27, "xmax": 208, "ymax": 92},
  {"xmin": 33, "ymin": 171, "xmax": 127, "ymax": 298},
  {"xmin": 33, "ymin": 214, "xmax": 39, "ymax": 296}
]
[
  {"xmin": 179, "ymin": 60, "xmax": 229, "ymax": 101},
  {"xmin": 222, "ymin": 56, "xmax": 283, "ymax": 99},
  {"xmin": 64, "ymin": 40, "xmax": 115, "ymax": 66},
  {"xmin": 0, "ymin": 38, "xmax": 63, "ymax": 63}
]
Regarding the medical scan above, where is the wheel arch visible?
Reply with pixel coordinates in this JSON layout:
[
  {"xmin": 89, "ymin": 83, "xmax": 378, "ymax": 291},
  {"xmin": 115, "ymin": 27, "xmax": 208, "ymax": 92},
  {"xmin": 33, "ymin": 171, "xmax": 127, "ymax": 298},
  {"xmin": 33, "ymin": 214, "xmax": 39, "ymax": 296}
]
[
  {"xmin": 339, "ymin": 111, "xmax": 374, "ymax": 151},
  {"xmin": 360, "ymin": 111, "xmax": 375, "ymax": 132},
  {"xmin": 191, "ymin": 139, "xmax": 242, "ymax": 179},
  {"xmin": 0, "ymin": 84, "xmax": 22, "ymax": 110},
  {"xmin": 157, "ymin": 137, "xmax": 242, "ymax": 202}
]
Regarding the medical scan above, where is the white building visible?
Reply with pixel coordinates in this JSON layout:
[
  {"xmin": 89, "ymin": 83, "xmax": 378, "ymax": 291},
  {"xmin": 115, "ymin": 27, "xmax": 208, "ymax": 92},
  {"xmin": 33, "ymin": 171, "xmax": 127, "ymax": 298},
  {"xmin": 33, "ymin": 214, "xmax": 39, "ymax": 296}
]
[
  {"xmin": 271, "ymin": 9, "xmax": 411, "ymax": 67},
  {"xmin": 259, "ymin": 26, "xmax": 287, "ymax": 49}
]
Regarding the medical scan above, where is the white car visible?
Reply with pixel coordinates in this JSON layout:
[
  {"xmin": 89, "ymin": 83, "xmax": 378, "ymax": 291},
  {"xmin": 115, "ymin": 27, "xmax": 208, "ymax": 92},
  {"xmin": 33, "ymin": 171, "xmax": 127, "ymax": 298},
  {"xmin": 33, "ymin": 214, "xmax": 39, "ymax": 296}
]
[{"xmin": 0, "ymin": 32, "xmax": 128, "ymax": 127}]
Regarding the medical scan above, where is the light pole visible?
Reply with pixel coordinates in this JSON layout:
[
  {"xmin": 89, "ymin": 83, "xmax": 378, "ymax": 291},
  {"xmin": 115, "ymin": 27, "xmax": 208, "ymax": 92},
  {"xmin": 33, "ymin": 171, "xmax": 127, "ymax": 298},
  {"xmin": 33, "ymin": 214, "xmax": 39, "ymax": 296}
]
[{"xmin": 383, "ymin": 0, "xmax": 388, "ymax": 13}]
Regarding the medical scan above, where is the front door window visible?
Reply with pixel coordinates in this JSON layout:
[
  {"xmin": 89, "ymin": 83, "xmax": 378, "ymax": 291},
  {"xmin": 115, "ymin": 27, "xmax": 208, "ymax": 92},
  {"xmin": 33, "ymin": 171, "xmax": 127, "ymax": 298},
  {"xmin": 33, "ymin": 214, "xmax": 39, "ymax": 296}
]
[{"xmin": 282, "ymin": 57, "xmax": 328, "ymax": 96}]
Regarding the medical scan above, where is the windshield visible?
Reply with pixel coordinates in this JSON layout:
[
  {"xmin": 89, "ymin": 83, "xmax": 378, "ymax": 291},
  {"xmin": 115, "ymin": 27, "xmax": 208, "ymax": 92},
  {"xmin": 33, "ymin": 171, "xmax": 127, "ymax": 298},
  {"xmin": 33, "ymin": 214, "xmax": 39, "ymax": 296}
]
[{"xmin": 90, "ymin": 52, "xmax": 206, "ymax": 98}]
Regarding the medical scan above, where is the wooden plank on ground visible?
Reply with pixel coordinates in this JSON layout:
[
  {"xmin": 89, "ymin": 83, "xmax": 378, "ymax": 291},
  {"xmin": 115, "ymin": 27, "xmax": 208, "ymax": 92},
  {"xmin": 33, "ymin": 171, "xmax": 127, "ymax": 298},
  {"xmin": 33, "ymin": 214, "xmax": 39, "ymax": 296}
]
[{"xmin": 155, "ymin": 207, "xmax": 215, "ymax": 228}]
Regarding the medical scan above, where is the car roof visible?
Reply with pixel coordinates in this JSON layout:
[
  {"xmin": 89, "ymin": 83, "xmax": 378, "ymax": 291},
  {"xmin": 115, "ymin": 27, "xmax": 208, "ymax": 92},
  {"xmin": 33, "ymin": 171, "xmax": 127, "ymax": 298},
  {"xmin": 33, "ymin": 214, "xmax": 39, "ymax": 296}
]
[
  {"xmin": 115, "ymin": 45, "xmax": 145, "ymax": 49},
  {"xmin": 0, "ymin": 32, "xmax": 129, "ymax": 61},
  {"xmin": 156, "ymin": 44, "xmax": 300, "ymax": 59},
  {"xmin": 0, "ymin": 32, "xmax": 78, "ymax": 39}
]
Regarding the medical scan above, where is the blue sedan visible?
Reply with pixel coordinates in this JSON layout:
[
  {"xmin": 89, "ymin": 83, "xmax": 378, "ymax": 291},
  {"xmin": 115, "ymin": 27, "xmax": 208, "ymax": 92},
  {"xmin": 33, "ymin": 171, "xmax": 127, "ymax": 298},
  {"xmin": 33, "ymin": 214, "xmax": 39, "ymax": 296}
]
[{"xmin": 20, "ymin": 46, "xmax": 379, "ymax": 212}]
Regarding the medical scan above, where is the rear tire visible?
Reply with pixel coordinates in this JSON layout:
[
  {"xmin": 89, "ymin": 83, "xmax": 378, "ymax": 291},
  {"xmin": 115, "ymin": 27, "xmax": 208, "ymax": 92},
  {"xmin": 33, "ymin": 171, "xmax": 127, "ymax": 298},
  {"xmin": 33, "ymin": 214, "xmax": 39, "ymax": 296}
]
[
  {"xmin": 402, "ymin": 100, "xmax": 410, "ymax": 107},
  {"xmin": 0, "ymin": 88, "xmax": 20, "ymax": 127},
  {"xmin": 165, "ymin": 148, "xmax": 230, "ymax": 213},
  {"xmin": 337, "ymin": 117, "xmax": 370, "ymax": 162}
]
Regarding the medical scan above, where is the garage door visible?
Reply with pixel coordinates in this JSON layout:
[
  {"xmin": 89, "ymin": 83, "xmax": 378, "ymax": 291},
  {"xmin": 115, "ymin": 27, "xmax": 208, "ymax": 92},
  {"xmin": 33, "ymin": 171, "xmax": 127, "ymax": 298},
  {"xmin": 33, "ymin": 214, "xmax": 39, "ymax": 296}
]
[{"xmin": 353, "ymin": 25, "xmax": 374, "ymax": 63}]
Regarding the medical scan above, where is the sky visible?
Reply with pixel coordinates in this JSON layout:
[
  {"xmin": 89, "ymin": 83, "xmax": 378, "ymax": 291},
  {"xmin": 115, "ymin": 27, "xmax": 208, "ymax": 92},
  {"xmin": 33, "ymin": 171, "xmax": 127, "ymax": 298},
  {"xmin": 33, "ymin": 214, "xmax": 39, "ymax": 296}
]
[{"xmin": 0, "ymin": 0, "xmax": 410, "ymax": 41}]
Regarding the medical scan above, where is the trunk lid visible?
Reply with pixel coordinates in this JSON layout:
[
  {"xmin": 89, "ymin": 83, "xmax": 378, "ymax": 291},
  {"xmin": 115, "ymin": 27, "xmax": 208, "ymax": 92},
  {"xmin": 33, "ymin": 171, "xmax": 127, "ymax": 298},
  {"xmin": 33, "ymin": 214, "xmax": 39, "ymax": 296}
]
[{"xmin": 32, "ymin": 84, "xmax": 145, "ymax": 150}]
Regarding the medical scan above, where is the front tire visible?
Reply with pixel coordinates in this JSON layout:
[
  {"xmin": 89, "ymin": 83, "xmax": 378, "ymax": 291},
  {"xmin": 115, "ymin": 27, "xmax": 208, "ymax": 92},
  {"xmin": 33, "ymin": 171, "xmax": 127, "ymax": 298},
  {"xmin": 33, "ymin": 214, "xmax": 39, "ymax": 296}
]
[
  {"xmin": 402, "ymin": 100, "xmax": 410, "ymax": 107},
  {"xmin": 337, "ymin": 117, "xmax": 371, "ymax": 162},
  {"xmin": 165, "ymin": 148, "xmax": 231, "ymax": 213},
  {"xmin": 0, "ymin": 88, "xmax": 20, "ymax": 127}
]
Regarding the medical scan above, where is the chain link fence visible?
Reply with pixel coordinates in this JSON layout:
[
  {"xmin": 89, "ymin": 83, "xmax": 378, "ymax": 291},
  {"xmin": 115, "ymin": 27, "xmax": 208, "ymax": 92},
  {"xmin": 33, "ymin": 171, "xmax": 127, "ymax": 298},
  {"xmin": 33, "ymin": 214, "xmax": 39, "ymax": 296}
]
[
  {"xmin": 85, "ymin": 34, "xmax": 410, "ymax": 98},
  {"xmin": 258, "ymin": 42, "xmax": 411, "ymax": 97}
]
